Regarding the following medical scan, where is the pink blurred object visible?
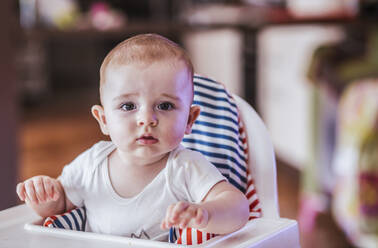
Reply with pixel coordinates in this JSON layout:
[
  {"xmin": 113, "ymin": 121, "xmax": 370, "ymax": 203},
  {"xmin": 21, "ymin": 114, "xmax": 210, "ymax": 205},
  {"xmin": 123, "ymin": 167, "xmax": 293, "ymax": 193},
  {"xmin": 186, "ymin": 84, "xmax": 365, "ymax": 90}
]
[
  {"xmin": 298, "ymin": 194, "xmax": 327, "ymax": 234},
  {"xmin": 91, "ymin": 2, "xmax": 108, "ymax": 13},
  {"xmin": 89, "ymin": 1, "xmax": 127, "ymax": 30}
]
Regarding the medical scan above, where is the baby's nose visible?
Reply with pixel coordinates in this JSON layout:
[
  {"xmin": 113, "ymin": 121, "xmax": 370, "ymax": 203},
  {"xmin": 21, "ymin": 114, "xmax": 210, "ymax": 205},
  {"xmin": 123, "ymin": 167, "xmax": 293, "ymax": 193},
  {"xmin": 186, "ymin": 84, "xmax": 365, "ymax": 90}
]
[
  {"xmin": 138, "ymin": 119, "xmax": 158, "ymax": 126},
  {"xmin": 137, "ymin": 110, "xmax": 158, "ymax": 127}
]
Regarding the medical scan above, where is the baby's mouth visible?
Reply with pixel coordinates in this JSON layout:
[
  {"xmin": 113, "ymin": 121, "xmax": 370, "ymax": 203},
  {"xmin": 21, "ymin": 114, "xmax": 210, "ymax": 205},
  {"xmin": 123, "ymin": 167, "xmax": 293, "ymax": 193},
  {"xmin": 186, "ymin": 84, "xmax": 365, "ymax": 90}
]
[{"xmin": 137, "ymin": 135, "xmax": 158, "ymax": 145}]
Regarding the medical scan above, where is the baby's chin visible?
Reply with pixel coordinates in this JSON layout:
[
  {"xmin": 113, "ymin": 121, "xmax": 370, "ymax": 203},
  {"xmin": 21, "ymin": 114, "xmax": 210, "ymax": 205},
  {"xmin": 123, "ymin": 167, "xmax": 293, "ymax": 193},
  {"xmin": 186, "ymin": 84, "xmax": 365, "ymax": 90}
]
[{"xmin": 129, "ymin": 145, "xmax": 172, "ymax": 157}]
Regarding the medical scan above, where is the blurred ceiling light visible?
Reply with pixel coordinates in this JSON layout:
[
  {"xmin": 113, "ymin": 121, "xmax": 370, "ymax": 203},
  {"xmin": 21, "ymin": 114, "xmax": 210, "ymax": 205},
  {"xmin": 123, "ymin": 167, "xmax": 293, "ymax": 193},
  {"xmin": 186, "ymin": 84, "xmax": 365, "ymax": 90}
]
[{"xmin": 287, "ymin": 0, "xmax": 358, "ymax": 18}]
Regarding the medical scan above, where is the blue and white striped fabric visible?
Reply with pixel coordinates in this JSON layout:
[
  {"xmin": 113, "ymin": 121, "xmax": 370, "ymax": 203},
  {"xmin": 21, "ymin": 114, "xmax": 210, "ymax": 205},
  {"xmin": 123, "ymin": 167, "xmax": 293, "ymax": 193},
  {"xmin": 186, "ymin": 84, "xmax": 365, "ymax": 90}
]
[
  {"xmin": 181, "ymin": 75, "xmax": 248, "ymax": 193},
  {"xmin": 169, "ymin": 75, "xmax": 252, "ymax": 245},
  {"xmin": 43, "ymin": 207, "xmax": 86, "ymax": 231}
]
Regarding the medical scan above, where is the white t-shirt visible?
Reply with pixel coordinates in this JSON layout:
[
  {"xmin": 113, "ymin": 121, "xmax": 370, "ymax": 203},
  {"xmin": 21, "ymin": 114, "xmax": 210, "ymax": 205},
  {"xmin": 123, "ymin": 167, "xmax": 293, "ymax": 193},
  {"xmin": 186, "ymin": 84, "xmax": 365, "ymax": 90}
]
[{"xmin": 59, "ymin": 141, "xmax": 226, "ymax": 241}]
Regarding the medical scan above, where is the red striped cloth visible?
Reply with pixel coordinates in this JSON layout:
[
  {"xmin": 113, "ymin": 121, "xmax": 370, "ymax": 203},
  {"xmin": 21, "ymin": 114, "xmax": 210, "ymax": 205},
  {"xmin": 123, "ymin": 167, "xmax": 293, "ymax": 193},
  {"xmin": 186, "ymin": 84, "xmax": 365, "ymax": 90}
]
[
  {"xmin": 174, "ymin": 228, "xmax": 216, "ymax": 245},
  {"xmin": 239, "ymin": 115, "xmax": 262, "ymax": 220}
]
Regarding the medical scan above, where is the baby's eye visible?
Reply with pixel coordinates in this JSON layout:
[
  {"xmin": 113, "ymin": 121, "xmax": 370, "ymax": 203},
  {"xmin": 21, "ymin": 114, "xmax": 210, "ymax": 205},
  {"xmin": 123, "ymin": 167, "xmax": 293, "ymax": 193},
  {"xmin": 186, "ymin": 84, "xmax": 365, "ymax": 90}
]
[
  {"xmin": 157, "ymin": 102, "xmax": 174, "ymax": 111},
  {"xmin": 121, "ymin": 102, "xmax": 136, "ymax": 111}
]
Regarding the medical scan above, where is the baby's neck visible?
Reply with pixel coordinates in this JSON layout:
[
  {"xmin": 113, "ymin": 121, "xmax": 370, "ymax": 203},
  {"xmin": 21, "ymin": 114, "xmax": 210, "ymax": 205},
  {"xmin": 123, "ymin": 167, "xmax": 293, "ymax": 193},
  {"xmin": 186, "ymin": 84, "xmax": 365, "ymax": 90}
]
[
  {"xmin": 118, "ymin": 148, "xmax": 168, "ymax": 165},
  {"xmin": 107, "ymin": 149, "xmax": 170, "ymax": 198},
  {"xmin": 110, "ymin": 149, "xmax": 169, "ymax": 173}
]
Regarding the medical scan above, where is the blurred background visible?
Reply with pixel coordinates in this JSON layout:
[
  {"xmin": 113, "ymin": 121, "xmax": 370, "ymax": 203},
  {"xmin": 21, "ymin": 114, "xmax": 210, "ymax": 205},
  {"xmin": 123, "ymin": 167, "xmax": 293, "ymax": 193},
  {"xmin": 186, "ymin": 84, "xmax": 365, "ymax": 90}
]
[{"xmin": 1, "ymin": 0, "xmax": 378, "ymax": 247}]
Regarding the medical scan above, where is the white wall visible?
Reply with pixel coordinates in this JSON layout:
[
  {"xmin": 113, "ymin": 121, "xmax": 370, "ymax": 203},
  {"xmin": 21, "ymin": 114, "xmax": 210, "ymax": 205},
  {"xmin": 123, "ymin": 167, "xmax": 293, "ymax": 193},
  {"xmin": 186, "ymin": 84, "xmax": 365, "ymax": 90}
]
[
  {"xmin": 257, "ymin": 25, "xmax": 344, "ymax": 169},
  {"xmin": 183, "ymin": 28, "xmax": 244, "ymax": 96}
]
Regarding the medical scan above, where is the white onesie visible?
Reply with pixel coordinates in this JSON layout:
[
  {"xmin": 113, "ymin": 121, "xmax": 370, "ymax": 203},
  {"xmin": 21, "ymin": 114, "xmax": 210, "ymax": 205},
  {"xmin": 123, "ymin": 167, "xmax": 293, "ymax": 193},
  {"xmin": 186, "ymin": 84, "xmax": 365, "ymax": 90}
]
[{"xmin": 59, "ymin": 141, "xmax": 226, "ymax": 241}]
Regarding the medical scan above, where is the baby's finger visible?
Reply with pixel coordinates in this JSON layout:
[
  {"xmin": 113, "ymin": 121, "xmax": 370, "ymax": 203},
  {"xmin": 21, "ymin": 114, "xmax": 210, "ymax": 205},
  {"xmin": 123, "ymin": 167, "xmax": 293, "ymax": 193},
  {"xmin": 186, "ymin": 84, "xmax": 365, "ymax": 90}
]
[
  {"xmin": 160, "ymin": 219, "xmax": 169, "ymax": 230},
  {"xmin": 195, "ymin": 208, "xmax": 208, "ymax": 229},
  {"xmin": 33, "ymin": 177, "xmax": 47, "ymax": 203},
  {"xmin": 164, "ymin": 204, "xmax": 175, "ymax": 225},
  {"xmin": 195, "ymin": 208, "xmax": 203, "ymax": 225},
  {"xmin": 180, "ymin": 205, "xmax": 199, "ymax": 228},
  {"xmin": 195, "ymin": 208, "xmax": 209, "ymax": 229},
  {"xmin": 43, "ymin": 177, "xmax": 59, "ymax": 201},
  {"xmin": 170, "ymin": 201, "xmax": 189, "ymax": 222},
  {"xmin": 24, "ymin": 180, "xmax": 38, "ymax": 204},
  {"xmin": 43, "ymin": 178, "xmax": 54, "ymax": 199},
  {"xmin": 52, "ymin": 180, "xmax": 61, "ymax": 201},
  {"xmin": 16, "ymin": 182, "xmax": 26, "ymax": 201},
  {"xmin": 178, "ymin": 215, "xmax": 191, "ymax": 229}
]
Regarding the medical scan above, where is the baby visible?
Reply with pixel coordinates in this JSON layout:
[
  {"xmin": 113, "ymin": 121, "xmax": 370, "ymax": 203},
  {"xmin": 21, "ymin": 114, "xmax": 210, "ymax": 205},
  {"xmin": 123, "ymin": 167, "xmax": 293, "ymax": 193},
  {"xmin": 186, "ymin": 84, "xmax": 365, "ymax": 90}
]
[{"xmin": 16, "ymin": 33, "xmax": 249, "ymax": 241}]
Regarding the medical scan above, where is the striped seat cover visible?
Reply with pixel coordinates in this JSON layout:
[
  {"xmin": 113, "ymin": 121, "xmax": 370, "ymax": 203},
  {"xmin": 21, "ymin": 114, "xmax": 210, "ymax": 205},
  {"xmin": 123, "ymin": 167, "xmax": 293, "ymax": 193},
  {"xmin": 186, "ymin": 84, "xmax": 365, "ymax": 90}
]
[
  {"xmin": 170, "ymin": 75, "xmax": 261, "ymax": 245},
  {"xmin": 44, "ymin": 207, "xmax": 86, "ymax": 231},
  {"xmin": 182, "ymin": 75, "xmax": 248, "ymax": 193}
]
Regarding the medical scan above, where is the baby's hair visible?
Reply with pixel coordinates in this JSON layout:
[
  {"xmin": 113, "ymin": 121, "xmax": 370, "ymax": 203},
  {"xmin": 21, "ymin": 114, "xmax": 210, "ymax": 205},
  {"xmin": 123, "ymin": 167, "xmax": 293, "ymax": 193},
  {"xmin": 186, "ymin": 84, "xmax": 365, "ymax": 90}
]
[{"xmin": 99, "ymin": 33, "xmax": 194, "ymax": 94}]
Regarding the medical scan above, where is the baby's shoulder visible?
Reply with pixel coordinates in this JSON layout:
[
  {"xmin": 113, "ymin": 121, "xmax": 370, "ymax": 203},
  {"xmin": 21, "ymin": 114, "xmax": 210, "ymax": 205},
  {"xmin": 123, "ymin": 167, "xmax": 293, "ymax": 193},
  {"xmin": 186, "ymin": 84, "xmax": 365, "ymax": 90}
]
[
  {"xmin": 90, "ymin": 140, "xmax": 115, "ymax": 160},
  {"xmin": 169, "ymin": 146, "xmax": 209, "ymax": 168},
  {"xmin": 68, "ymin": 140, "xmax": 115, "ymax": 171}
]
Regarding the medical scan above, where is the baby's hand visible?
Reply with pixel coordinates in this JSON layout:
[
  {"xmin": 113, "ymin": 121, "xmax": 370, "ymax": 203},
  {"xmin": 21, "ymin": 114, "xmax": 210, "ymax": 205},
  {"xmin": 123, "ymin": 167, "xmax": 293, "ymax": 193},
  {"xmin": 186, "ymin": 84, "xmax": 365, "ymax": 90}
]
[
  {"xmin": 16, "ymin": 176, "xmax": 60, "ymax": 205},
  {"xmin": 161, "ymin": 201, "xmax": 208, "ymax": 230}
]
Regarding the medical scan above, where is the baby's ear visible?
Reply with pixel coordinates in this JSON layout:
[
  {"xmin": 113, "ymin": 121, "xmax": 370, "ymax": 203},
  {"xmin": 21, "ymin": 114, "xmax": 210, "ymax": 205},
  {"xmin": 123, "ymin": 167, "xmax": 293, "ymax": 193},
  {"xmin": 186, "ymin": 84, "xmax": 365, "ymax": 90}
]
[
  {"xmin": 91, "ymin": 105, "xmax": 109, "ymax": 135},
  {"xmin": 185, "ymin": 106, "xmax": 200, "ymax": 135}
]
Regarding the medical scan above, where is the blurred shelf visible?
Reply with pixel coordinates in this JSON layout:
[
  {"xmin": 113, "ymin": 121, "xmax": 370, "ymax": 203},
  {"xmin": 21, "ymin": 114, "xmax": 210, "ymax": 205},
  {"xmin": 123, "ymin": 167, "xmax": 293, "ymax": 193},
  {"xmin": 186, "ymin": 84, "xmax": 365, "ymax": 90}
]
[
  {"xmin": 21, "ymin": 21, "xmax": 186, "ymax": 41},
  {"xmin": 17, "ymin": 6, "xmax": 363, "ymax": 41}
]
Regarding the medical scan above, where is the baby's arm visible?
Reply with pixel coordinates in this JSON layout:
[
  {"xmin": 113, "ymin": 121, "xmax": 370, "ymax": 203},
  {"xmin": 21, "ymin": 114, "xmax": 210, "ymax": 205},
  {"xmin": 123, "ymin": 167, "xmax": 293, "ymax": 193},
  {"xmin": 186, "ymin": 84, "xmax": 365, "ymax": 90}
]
[
  {"xmin": 16, "ymin": 176, "xmax": 76, "ymax": 218},
  {"xmin": 161, "ymin": 181, "xmax": 249, "ymax": 234}
]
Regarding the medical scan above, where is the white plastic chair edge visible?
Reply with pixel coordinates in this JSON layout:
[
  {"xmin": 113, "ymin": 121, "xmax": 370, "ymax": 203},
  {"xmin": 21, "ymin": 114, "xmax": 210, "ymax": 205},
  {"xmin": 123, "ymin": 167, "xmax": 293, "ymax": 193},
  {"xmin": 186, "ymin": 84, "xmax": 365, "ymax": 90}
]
[{"xmin": 233, "ymin": 94, "xmax": 280, "ymax": 219}]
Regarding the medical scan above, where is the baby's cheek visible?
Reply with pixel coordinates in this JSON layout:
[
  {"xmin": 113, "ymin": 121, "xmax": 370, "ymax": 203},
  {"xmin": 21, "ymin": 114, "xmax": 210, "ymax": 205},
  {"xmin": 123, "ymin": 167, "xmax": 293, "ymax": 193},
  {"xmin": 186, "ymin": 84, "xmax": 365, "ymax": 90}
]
[
  {"xmin": 108, "ymin": 123, "xmax": 134, "ymax": 144},
  {"xmin": 165, "ymin": 126, "xmax": 186, "ymax": 146}
]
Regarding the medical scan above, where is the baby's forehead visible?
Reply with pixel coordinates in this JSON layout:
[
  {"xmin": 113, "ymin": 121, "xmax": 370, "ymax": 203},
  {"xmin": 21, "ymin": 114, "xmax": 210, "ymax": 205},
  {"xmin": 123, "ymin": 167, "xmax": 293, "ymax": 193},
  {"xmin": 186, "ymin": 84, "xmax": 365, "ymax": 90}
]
[
  {"xmin": 105, "ymin": 59, "xmax": 189, "ymax": 80},
  {"xmin": 100, "ymin": 61, "xmax": 193, "ymax": 102},
  {"xmin": 107, "ymin": 56, "xmax": 181, "ymax": 69}
]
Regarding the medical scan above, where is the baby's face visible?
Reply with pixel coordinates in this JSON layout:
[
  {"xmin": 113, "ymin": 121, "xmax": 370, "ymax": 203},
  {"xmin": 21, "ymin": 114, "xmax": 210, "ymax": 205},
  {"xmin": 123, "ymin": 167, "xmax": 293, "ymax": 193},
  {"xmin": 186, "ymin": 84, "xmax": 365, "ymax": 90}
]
[{"xmin": 100, "ymin": 59, "xmax": 196, "ymax": 161}]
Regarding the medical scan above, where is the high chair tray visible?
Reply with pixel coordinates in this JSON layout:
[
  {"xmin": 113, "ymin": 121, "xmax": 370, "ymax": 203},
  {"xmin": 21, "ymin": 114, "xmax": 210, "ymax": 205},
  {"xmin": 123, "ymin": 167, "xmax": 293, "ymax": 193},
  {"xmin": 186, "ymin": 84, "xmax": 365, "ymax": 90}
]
[{"xmin": 1, "ymin": 204, "xmax": 300, "ymax": 248}]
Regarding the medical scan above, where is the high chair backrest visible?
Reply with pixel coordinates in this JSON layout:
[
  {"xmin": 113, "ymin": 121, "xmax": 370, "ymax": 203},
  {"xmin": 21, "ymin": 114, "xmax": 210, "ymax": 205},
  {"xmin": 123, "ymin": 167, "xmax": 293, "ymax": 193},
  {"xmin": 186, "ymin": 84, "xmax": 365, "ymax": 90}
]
[
  {"xmin": 182, "ymin": 75, "xmax": 279, "ymax": 220},
  {"xmin": 233, "ymin": 94, "xmax": 280, "ymax": 219}
]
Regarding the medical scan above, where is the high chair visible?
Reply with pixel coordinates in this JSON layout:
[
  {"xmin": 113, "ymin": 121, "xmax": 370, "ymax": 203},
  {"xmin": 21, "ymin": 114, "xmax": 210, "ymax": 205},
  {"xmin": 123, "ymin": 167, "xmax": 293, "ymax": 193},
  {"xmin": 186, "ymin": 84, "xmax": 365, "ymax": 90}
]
[{"xmin": 0, "ymin": 76, "xmax": 300, "ymax": 247}]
